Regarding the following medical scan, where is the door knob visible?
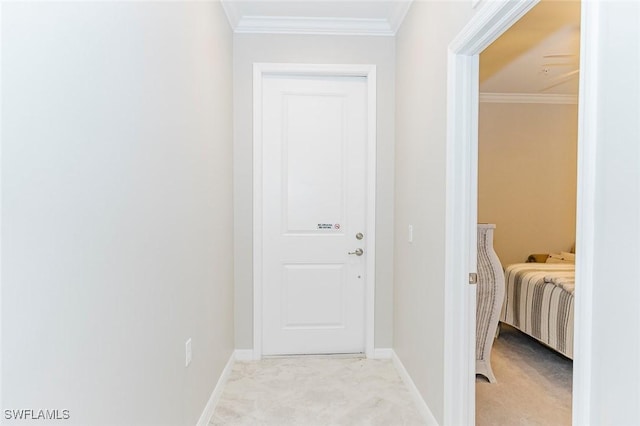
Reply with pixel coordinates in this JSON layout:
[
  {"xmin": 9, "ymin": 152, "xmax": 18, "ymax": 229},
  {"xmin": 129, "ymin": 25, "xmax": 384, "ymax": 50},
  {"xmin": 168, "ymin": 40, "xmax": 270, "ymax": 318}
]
[{"xmin": 348, "ymin": 248, "xmax": 364, "ymax": 256}]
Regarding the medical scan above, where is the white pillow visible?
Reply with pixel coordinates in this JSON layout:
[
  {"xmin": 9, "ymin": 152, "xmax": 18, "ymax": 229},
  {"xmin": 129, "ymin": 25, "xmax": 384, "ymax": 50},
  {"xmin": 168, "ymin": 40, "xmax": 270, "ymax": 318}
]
[{"xmin": 546, "ymin": 253, "xmax": 574, "ymax": 264}]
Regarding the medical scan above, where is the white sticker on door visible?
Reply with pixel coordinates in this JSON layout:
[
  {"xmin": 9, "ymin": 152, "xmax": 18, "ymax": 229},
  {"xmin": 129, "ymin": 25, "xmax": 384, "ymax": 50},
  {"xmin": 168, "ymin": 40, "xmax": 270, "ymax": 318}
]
[{"xmin": 317, "ymin": 223, "xmax": 340, "ymax": 230}]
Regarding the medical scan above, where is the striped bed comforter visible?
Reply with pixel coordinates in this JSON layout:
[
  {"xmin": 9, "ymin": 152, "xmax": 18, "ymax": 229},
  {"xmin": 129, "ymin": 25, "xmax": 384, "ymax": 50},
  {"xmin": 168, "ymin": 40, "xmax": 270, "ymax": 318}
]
[{"xmin": 501, "ymin": 263, "xmax": 575, "ymax": 359}]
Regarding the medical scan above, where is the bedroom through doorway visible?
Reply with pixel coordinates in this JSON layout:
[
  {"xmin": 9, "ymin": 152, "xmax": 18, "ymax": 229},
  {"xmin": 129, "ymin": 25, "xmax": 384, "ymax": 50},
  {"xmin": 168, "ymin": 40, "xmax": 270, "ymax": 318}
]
[{"xmin": 474, "ymin": 1, "xmax": 581, "ymax": 424}]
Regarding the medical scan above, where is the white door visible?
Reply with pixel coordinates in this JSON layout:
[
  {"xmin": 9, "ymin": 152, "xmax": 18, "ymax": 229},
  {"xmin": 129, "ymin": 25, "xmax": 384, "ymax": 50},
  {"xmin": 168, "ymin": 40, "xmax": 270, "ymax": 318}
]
[{"xmin": 261, "ymin": 74, "xmax": 368, "ymax": 356}]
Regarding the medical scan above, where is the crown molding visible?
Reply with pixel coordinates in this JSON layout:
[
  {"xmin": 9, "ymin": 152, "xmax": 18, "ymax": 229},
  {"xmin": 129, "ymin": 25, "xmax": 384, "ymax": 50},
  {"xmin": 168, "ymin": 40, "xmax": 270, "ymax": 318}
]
[
  {"xmin": 220, "ymin": 1, "xmax": 241, "ymax": 30},
  {"xmin": 388, "ymin": 1, "xmax": 413, "ymax": 34},
  {"xmin": 220, "ymin": 1, "xmax": 414, "ymax": 37},
  {"xmin": 234, "ymin": 16, "xmax": 394, "ymax": 36},
  {"xmin": 479, "ymin": 92, "xmax": 578, "ymax": 104}
]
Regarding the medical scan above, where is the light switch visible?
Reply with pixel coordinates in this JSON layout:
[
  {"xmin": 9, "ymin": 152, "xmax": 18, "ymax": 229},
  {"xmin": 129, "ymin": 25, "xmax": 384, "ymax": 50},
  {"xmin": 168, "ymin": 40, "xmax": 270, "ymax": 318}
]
[{"xmin": 408, "ymin": 225, "xmax": 414, "ymax": 243}]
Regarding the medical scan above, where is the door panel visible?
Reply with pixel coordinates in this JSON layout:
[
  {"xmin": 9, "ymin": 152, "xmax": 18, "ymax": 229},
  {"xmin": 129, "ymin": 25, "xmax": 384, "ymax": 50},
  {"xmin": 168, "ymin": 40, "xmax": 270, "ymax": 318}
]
[
  {"xmin": 261, "ymin": 74, "xmax": 367, "ymax": 355},
  {"xmin": 284, "ymin": 94, "xmax": 345, "ymax": 233},
  {"xmin": 282, "ymin": 264, "xmax": 345, "ymax": 329}
]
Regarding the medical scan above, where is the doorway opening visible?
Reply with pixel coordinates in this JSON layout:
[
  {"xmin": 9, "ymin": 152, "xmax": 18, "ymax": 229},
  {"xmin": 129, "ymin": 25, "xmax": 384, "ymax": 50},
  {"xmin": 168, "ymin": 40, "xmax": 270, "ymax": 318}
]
[{"xmin": 475, "ymin": 1, "xmax": 580, "ymax": 424}]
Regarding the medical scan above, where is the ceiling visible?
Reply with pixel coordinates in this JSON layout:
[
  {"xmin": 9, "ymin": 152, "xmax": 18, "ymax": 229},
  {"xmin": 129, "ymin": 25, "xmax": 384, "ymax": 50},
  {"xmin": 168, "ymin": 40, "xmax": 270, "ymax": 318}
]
[
  {"xmin": 480, "ymin": 0, "xmax": 581, "ymax": 97},
  {"xmin": 221, "ymin": 0, "xmax": 413, "ymax": 36}
]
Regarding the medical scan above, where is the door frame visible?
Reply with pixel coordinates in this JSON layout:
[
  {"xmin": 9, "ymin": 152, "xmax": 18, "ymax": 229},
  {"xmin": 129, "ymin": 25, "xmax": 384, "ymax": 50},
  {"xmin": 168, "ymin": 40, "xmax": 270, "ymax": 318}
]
[
  {"xmin": 252, "ymin": 63, "xmax": 377, "ymax": 360},
  {"xmin": 444, "ymin": 0, "xmax": 595, "ymax": 424}
]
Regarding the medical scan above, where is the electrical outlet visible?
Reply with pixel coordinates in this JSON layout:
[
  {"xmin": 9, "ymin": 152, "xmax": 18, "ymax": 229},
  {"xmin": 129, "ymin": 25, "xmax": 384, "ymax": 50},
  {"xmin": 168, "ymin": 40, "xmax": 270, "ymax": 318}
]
[
  {"xmin": 408, "ymin": 225, "xmax": 414, "ymax": 243},
  {"xmin": 185, "ymin": 338, "xmax": 192, "ymax": 367}
]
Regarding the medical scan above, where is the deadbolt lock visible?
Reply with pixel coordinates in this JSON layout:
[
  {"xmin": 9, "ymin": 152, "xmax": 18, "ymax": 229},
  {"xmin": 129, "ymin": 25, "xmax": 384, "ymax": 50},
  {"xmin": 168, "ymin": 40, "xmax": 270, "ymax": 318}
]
[{"xmin": 356, "ymin": 232, "xmax": 364, "ymax": 240}]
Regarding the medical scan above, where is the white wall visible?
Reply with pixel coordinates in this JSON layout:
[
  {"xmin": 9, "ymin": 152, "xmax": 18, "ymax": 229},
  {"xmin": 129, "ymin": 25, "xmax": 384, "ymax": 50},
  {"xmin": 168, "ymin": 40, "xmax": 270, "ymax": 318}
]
[
  {"xmin": 581, "ymin": 1, "xmax": 640, "ymax": 424},
  {"xmin": 478, "ymin": 102, "xmax": 578, "ymax": 266},
  {"xmin": 394, "ymin": 1, "xmax": 475, "ymax": 423},
  {"xmin": 233, "ymin": 34, "xmax": 395, "ymax": 350},
  {"xmin": 1, "ymin": 2, "xmax": 234, "ymax": 425}
]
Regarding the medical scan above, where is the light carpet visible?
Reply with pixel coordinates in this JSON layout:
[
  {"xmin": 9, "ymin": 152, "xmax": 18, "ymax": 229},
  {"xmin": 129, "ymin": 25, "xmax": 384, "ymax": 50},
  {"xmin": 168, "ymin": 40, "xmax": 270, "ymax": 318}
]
[
  {"xmin": 476, "ymin": 324, "xmax": 573, "ymax": 426},
  {"xmin": 210, "ymin": 357, "xmax": 426, "ymax": 426}
]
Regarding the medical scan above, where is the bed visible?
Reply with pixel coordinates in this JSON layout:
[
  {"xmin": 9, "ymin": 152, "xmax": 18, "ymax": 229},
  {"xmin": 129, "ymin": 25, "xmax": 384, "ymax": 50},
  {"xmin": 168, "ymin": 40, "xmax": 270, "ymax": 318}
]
[{"xmin": 500, "ymin": 262, "xmax": 575, "ymax": 359}]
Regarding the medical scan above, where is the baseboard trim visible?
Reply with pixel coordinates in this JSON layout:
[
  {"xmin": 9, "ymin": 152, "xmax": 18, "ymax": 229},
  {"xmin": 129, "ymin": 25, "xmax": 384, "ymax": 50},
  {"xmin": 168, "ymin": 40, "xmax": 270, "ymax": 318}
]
[
  {"xmin": 373, "ymin": 348, "xmax": 393, "ymax": 359},
  {"xmin": 391, "ymin": 350, "xmax": 439, "ymax": 426},
  {"xmin": 196, "ymin": 352, "xmax": 235, "ymax": 426},
  {"xmin": 233, "ymin": 349, "xmax": 255, "ymax": 361}
]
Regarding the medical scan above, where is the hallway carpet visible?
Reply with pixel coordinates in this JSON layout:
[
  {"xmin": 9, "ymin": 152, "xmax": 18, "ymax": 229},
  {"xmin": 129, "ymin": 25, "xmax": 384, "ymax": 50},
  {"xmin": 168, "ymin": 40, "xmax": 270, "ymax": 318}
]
[
  {"xmin": 210, "ymin": 357, "xmax": 426, "ymax": 426},
  {"xmin": 476, "ymin": 324, "xmax": 573, "ymax": 426}
]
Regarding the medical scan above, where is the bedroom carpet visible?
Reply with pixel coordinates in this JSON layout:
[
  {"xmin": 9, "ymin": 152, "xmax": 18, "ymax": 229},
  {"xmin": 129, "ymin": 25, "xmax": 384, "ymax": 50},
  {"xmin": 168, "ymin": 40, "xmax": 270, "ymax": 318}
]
[
  {"xmin": 210, "ymin": 357, "xmax": 426, "ymax": 426},
  {"xmin": 476, "ymin": 324, "xmax": 573, "ymax": 426}
]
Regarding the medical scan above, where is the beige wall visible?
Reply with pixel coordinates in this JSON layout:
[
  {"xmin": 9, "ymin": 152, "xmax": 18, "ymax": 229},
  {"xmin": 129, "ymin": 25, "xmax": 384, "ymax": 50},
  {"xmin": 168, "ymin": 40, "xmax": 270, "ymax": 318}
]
[
  {"xmin": 478, "ymin": 102, "xmax": 578, "ymax": 266},
  {"xmin": 233, "ymin": 34, "xmax": 395, "ymax": 350},
  {"xmin": 2, "ymin": 2, "xmax": 234, "ymax": 424},
  {"xmin": 394, "ymin": 1, "xmax": 475, "ymax": 423}
]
